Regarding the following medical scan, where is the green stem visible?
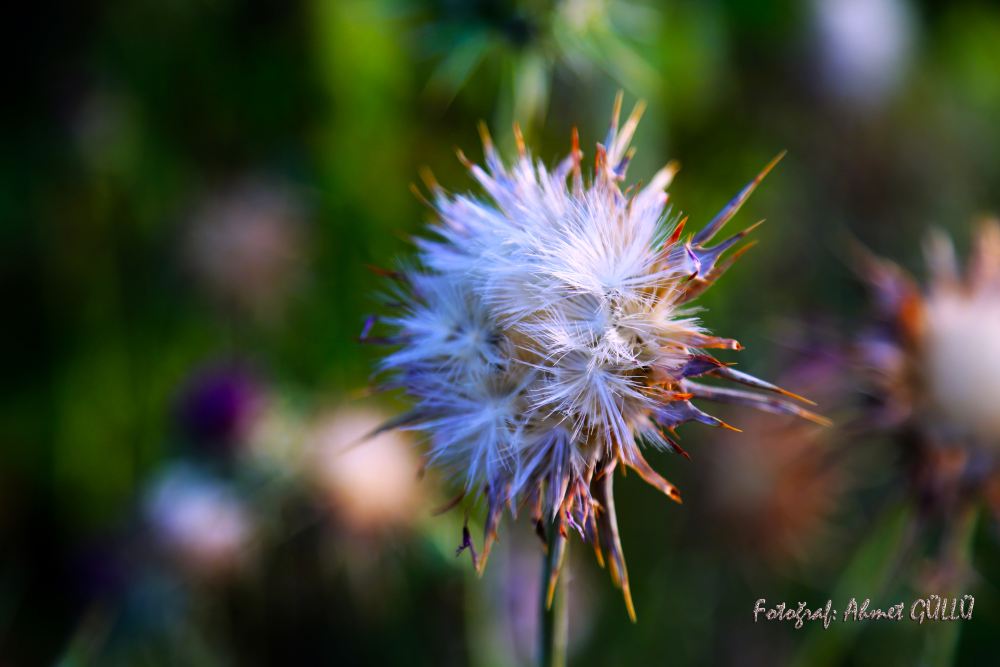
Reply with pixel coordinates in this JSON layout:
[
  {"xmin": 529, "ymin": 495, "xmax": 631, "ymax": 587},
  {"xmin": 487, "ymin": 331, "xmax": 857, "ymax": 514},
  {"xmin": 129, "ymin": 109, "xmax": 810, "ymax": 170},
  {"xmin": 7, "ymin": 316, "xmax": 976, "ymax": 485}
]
[
  {"xmin": 922, "ymin": 504, "xmax": 979, "ymax": 667},
  {"xmin": 539, "ymin": 520, "xmax": 569, "ymax": 667}
]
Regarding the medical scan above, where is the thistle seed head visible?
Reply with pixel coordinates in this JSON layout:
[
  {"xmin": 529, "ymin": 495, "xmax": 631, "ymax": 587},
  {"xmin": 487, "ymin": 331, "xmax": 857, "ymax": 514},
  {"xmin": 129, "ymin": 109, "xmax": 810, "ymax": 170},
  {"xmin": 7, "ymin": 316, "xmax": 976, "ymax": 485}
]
[
  {"xmin": 368, "ymin": 94, "xmax": 824, "ymax": 619},
  {"xmin": 922, "ymin": 224, "xmax": 1000, "ymax": 442},
  {"xmin": 854, "ymin": 222, "xmax": 1000, "ymax": 591},
  {"xmin": 857, "ymin": 220, "xmax": 1000, "ymax": 446}
]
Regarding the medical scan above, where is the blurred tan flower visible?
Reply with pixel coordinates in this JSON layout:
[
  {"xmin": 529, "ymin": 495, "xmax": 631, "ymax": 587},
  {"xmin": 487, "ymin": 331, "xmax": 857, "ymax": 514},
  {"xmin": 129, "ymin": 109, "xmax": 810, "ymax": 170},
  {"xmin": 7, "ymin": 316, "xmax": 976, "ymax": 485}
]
[
  {"xmin": 301, "ymin": 406, "xmax": 433, "ymax": 618},
  {"xmin": 183, "ymin": 177, "xmax": 307, "ymax": 319},
  {"xmin": 308, "ymin": 406, "xmax": 425, "ymax": 533}
]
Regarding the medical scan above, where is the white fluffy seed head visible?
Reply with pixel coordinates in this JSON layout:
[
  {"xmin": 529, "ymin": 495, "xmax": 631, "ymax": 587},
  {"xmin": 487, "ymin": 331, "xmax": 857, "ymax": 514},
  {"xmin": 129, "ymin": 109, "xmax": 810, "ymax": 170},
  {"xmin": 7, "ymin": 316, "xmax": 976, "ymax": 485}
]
[
  {"xmin": 920, "ymin": 223, "xmax": 1000, "ymax": 444},
  {"xmin": 377, "ymin": 102, "xmax": 753, "ymax": 511},
  {"xmin": 862, "ymin": 222, "xmax": 1000, "ymax": 447},
  {"xmin": 370, "ymin": 99, "xmax": 819, "ymax": 615}
]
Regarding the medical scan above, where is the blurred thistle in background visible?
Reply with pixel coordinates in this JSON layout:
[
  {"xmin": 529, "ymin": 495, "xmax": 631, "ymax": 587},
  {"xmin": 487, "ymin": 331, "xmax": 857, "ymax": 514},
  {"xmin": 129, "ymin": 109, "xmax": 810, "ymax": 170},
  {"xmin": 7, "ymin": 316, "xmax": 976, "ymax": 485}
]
[
  {"xmin": 182, "ymin": 178, "xmax": 309, "ymax": 323},
  {"xmin": 854, "ymin": 222, "xmax": 1000, "ymax": 590},
  {"xmin": 309, "ymin": 406, "xmax": 426, "ymax": 535},
  {"xmin": 306, "ymin": 405, "xmax": 434, "ymax": 611}
]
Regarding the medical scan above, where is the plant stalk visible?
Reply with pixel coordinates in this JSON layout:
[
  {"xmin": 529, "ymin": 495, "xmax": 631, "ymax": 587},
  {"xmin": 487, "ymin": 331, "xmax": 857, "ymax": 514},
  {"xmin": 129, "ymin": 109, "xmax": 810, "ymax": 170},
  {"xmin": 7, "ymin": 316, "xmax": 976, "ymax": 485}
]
[
  {"xmin": 922, "ymin": 503, "xmax": 979, "ymax": 667},
  {"xmin": 539, "ymin": 518, "xmax": 569, "ymax": 667}
]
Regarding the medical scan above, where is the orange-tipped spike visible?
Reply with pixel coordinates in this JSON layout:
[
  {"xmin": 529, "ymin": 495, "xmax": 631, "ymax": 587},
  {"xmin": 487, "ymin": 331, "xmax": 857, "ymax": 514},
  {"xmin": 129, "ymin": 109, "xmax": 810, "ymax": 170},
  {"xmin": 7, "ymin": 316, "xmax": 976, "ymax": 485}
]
[
  {"xmin": 626, "ymin": 448, "xmax": 683, "ymax": 504},
  {"xmin": 693, "ymin": 150, "xmax": 786, "ymax": 246},
  {"xmin": 688, "ymin": 334, "xmax": 742, "ymax": 350},
  {"xmin": 612, "ymin": 101, "xmax": 646, "ymax": 160},
  {"xmin": 627, "ymin": 179, "xmax": 643, "ymax": 216},
  {"xmin": 571, "ymin": 126, "xmax": 584, "ymax": 196},
  {"xmin": 683, "ymin": 381, "xmax": 833, "ymax": 427},
  {"xmin": 592, "ymin": 542, "xmax": 605, "ymax": 568},
  {"xmin": 724, "ymin": 239, "xmax": 758, "ymax": 265},
  {"xmin": 409, "ymin": 182, "xmax": 432, "ymax": 208},
  {"xmin": 585, "ymin": 506, "xmax": 605, "ymax": 568},
  {"xmin": 418, "ymin": 166, "xmax": 437, "ymax": 190},
  {"xmin": 592, "ymin": 459, "xmax": 637, "ymax": 622},
  {"xmin": 594, "ymin": 143, "xmax": 607, "ymax": 177},
  {"xmin": 758, "ymin": 149, "xmax": 786, "ymax": 180},
  {"xmin": 803, "ymin": 412, "xmax": 834, "ymax": 428},
  {"xmin": 660, "ymin": 428, "xmax": 691, "ymax": 459},
  {"xmin": 477, "ymin": 120, "xmax": 493, "ymax": 150},
  {"xmin": 513, "ymin": 121, "xmax": 526, "ymax": 158},
  {"xmin": 665, "ymin": 216, "xmax": 688, "ymax": 248},
  {"xmin": 623, "ymin": 582, "xmax": 637, "ymax": 622},
  {"xmin": 364, "ymin": 264, "xmax": 404, "ymax": 280},
  {"xmin": 431, "ymin": 491, "xmax": 466, "ymax": 516},
  {"xmin": 454, "ymin": 146, "xmax": 473, "ymax": 169},
  {"xmin": 742, "ymin": 219, "xmax": 765, "ymax": 236},
  {"xmin": 772, "ymin": 388, "xmax": 817, "ymax": 406},
  {"xmin": 709, "ymin": 364, "xmax": 819, "ymax": 406},
  {"xmin": 544, "ymin": 510, "xmax": 568, "ymax": 609},
  {"xmin": 514, "ymin": 493, "xmax": 532, "ymax": 520},
  {"xmin": 609, "ymin": 90, "xmax": 623, "ymax": 136},
  {"xmin": 478, "ymin": 492, "xmax": 503, "ymax": 577}
]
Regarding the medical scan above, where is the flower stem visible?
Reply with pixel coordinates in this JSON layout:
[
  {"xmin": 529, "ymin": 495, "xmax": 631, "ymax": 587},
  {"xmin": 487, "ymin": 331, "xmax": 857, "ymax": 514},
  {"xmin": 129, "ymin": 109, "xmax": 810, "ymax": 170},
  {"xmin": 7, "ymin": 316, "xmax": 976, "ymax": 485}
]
[
  {"xmin": 921, "ymin": 503, "xmax": 979, "ymax": 667},
  {"xmin": 539, "ymin": 519, "xmax": 569, "ymax": 667}
]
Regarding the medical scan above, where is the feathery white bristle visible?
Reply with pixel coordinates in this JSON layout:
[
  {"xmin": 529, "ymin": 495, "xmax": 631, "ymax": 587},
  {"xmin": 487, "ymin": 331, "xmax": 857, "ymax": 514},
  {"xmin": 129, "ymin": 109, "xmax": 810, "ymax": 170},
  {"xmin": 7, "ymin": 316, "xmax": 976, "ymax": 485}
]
[{"xmin": 384, "ymin": 123, "xmax": 698, "ymax": 502}]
